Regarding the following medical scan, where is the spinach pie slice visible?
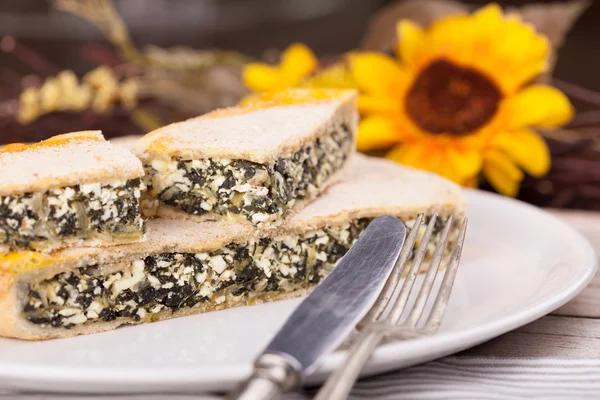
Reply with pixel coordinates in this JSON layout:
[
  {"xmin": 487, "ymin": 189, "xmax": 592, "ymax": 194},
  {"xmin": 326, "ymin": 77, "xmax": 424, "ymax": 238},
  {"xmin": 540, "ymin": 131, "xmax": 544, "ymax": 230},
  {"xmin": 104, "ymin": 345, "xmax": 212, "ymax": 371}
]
[
  {"xmin": 0, "ymin": 155, "xmax": 464, "ymax": 340},
  {"xmin": 0, "ymin": 131, "xmax": 145, "ymax": 253},
  {"xmin": 134, "ymin": 88, "xmax": 358, "ymax": 228}
]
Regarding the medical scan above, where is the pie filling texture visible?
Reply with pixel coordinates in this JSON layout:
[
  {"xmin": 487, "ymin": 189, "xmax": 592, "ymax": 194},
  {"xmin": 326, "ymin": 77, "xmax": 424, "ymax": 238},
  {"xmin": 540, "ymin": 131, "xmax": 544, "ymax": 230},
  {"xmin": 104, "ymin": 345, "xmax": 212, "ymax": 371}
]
[
  {"xmin": 23, "ymin": 216, "xmax": 453, "ymax": 329},
  {"xmin": 145, "ymin": 124, "xmax": 353, "ymax": 225},
  {"xmin": 0, "ymin": 178, "xmax": 145, "ymax": 251}
]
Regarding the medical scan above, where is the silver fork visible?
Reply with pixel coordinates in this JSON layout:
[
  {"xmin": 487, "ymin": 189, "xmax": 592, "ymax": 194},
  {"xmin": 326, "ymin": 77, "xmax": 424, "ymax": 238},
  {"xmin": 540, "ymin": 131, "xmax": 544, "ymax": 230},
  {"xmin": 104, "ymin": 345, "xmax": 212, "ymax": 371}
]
[{"xmin": 314, "ymin": 213, "xmax": 468, "ymax": 400}]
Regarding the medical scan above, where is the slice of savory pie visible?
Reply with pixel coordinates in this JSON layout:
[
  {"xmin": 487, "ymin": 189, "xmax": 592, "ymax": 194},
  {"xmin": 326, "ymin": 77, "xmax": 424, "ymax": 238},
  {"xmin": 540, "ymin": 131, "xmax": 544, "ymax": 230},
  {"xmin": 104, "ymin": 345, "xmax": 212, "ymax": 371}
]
[
  {"xmin": 0, "ymin": 155, "xmax": 464, "ymax": 340},
  {"xmin": 134, "ymin": 88, "xmax": 358, "ymax": 228},
  {"xmin": 0, "ymin": 131, "xmax": 145, "ymax": 253}
]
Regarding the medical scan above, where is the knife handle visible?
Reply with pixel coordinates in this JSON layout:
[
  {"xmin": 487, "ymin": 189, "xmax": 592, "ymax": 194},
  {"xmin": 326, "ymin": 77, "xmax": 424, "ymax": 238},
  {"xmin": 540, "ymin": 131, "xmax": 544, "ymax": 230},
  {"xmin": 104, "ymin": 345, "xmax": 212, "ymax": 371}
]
[{"xmin": 227, "ymin": 353, "xmax": 302, "ymax": 400}]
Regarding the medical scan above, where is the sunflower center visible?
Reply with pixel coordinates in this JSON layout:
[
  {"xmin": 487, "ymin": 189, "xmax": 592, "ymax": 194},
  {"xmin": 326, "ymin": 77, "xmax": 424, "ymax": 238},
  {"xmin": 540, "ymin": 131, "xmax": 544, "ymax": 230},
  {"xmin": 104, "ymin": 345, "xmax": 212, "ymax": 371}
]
[{"xmin": 405, "ymin": 59, "xmax": 501, "ymax": 135}]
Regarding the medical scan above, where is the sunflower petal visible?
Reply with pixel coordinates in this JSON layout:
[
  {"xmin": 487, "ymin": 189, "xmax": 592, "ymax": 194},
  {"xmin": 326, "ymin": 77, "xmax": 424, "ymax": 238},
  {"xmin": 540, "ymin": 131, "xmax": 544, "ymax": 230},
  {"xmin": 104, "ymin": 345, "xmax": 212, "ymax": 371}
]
[
  {"xmin": 483, "ymin": 150, "xmax": 524, "ymax": 197},
  {"xmin": 474, "ymin": 3, "xmax": 503, "ymax": 24},
  {"xmin": 386, "ymin": 143, "xmax": 424, "ymax": 165},
  {"xmin": 303, "ymin": 63, "xmax": 356, "ymax": 89},
  {"xmin": 446, "ymin": 148, "xmax": 483, "ymax": 179},
  {"xmin": 396, "ymin": 20, "xmax": 425, "ymax": 65},
  {"xmin": 357, "ymin": 116, "xmax": 399, "ymax": 151},
  {"xmin": 463, "ymin": 176, "xmax": 479, "ymax": 188},
  {"xmin": 387, "ymin": 145, "xmax": 463, "ymax": 184},
  {"xmin": 492, "ymin": 20, "xmax": 550, "ymax": 92},
  {"xmin": 507, "ymin": 85, "xmax": 574, "ymax": 128},
  {"xmin": 280, "ymin": 43, "xmax": 318, "ymax": 84},
  {"xmin": 349, "ymin": 52, "xmax": 408, "ymax": 96},
  {"xmin": 470, "ymin": 4, "xmax": 504, "ymax": 45},
  {"xmin": 494, "ymin": 128, "xmax": 550, "ymax": 177},
  {"xmin": 243, "ymin": 64, "xmax": 283, "ymax": 92},
  {"xmin": 357, "ymin": 94, "xmax": 400, "ymax": 115}
]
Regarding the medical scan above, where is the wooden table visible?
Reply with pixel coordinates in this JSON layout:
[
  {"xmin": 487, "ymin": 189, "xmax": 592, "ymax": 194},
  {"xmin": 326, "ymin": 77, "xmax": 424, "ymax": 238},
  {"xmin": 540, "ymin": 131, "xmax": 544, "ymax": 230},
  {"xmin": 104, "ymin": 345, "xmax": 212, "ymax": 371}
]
[{"xmin": 461, "ymin": 210, "xmax": 600, "ymax": 358}]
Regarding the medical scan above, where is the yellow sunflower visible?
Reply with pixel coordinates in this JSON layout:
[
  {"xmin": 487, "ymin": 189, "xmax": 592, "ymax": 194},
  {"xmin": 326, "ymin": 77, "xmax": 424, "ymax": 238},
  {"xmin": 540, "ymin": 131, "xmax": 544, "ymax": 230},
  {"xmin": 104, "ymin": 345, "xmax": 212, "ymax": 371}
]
[
  {"xmin": 352, "ymin": 4, "xmax": 574, "ymax": 196},
  {"xmin": 243, "ymin": 43, "xmax": 356, "ymax": 96},
  {"xmin": 243, "ymin": 43, "xmax": 318, "ymax": 93}
]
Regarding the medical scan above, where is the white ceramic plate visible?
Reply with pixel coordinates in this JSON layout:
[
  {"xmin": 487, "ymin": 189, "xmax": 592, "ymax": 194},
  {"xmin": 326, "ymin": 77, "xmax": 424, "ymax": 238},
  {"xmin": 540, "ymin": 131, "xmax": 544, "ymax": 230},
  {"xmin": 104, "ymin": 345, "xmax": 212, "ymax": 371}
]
[{"xmin": 0, "ymin": 190, "xmax": 596, "ymax": 394}]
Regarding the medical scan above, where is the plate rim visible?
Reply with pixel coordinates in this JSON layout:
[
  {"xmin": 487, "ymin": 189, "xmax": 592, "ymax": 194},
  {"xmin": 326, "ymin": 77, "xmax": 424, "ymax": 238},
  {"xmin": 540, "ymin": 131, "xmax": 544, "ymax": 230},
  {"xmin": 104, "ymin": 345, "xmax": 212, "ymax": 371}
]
[{"xmin": 0, "ymin": 189, "xmax": 597, "ymax": 392}]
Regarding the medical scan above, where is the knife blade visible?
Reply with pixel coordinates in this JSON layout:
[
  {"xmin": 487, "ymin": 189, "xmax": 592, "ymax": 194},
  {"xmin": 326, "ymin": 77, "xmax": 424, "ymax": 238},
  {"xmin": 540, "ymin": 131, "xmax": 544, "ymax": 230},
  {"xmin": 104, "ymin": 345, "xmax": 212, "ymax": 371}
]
[{"xmin": 229, "ymin": 215, "xmax": 406, "ymax": 400}]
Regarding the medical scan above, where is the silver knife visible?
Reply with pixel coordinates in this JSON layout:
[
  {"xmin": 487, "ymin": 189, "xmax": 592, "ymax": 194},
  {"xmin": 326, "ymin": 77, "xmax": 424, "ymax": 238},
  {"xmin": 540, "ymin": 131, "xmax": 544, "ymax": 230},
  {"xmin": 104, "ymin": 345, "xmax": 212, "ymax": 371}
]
[{"xmin": 228, "ymin": 215, "xmax": 407, "ymax": 400}]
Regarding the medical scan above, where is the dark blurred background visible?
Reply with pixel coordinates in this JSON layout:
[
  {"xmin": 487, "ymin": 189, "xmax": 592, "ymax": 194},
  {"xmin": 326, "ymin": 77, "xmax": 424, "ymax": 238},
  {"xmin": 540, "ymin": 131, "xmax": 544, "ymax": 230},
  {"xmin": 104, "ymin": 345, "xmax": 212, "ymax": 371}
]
[{"xmin": 1, "ymin": 0, "xmax": 599, "ymax": 90}]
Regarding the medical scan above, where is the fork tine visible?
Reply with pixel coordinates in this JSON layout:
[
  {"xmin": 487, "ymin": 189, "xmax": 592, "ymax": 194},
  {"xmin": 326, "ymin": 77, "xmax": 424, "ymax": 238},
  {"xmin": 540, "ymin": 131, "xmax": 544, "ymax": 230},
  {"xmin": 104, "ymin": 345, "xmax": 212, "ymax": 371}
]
[
  {"xmin": 405, "ymin": 214, "xmax": 454, "ymax": 328},
  {"xmin": 362, "ymin": 214, "xmax": 425, "ymax": 324},
  {"xmin": 314, "ymin": 214, "xmax": 467, "ymax": 400},
  {"xmin": 424, "ymin": 217, "xmax": 468, "ymax": 331},
  {"xmin": 388, "ymin": 213, "xmax": 438, "ymax": 324}
]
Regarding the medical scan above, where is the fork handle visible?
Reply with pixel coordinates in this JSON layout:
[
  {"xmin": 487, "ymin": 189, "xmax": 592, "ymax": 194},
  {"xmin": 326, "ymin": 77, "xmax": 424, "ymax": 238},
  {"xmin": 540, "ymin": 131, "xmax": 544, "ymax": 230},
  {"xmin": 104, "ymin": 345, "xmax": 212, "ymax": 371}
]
[{"xmin": 314, "ymin": 330, "xmax": 385, "ymax": 400}]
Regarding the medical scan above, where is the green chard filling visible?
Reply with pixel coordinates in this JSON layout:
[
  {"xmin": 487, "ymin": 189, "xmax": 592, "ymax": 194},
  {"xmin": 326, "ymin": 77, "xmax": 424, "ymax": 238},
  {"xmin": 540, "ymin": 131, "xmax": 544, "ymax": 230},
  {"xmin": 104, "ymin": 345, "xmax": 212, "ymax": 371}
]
[
  {"xmin": 23, "ymin": 219, "xmax": 370, "ymax": 328},
  {"xmin": 0, "ymin": 179, "xmax": 145, "ymax": 251},
  {"xmin": 22, "ymin": 216, "xmax": 453, "ymax": 329},
  {"xmin": 145, "ymin": 123, "xmax": 353, "ymax": 225}
]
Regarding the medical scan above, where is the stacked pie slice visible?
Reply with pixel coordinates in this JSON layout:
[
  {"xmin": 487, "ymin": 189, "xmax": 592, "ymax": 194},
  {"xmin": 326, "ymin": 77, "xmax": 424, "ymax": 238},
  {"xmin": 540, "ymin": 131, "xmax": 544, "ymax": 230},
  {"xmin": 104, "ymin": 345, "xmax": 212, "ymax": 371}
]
[{"xmin": 0, "ymin": 89, "xmax": 465, "ymax": 339}]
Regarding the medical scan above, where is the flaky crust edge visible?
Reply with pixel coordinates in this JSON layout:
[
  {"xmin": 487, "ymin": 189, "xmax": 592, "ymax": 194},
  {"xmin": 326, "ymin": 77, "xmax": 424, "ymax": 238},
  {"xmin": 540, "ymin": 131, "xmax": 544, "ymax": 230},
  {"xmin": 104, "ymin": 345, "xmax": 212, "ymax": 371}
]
[
  {"xmin": 0, "ymin": 131, "xmax": 144, "ymax": 197},
  {"xmin": 135, "ymin": 90, "xmax": 358, "ymax": 166},
  {"xmin": 0, "ymin": 232, "xmax": 147, "ymax": 255}
]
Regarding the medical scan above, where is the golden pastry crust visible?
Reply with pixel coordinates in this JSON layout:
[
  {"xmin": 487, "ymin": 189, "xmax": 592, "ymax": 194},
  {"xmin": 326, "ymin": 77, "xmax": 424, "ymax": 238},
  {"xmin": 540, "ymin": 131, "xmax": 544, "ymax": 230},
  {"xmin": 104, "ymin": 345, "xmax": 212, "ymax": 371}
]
[
  {"xmin": 0, "ymin": 232, "xmax": 146, "ymax": 256},
  {"xmin": 0, "ymin": 131, "xmax": 144, "ymax": 196},
  {"xmin": 0, "ymin": 131, "xmax": 102, "ymax": 153},
  {"xmin": 133, "ymin": 89, "xmax": 358, "ymax": 164}
]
